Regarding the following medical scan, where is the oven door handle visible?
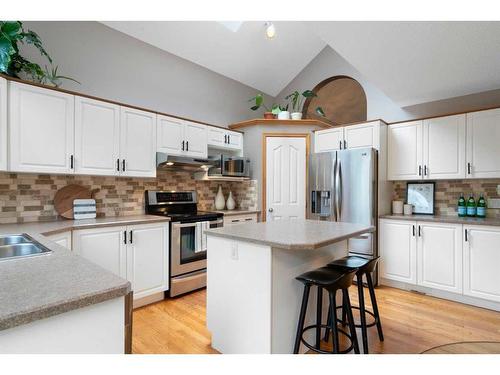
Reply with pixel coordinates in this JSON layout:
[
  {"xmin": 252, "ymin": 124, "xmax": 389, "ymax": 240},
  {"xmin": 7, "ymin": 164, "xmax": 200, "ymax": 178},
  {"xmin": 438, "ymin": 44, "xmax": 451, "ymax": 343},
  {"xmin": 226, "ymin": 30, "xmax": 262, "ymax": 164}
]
[{"xmin": 172, "ymin": 222, "xmax": 199, "ymax": 228}]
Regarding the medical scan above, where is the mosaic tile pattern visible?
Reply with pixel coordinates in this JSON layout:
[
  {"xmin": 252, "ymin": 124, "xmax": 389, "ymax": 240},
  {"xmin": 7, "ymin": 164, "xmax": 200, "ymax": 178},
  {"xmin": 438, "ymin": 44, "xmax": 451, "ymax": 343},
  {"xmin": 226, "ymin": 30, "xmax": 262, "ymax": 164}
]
[
  {"xmin": 0, "ymin": 170, "xmax": 258, "ymax": 224},
  {"xmin": 392, "ymin": 179, "xmax": 500, "ymax": 217}
]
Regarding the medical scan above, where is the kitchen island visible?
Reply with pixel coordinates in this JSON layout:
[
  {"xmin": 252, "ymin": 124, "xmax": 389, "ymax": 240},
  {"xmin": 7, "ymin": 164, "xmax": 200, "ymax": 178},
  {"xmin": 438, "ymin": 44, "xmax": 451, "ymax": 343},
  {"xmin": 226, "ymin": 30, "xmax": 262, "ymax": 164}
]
[{"xmin": 205, "ymin": 219, "xmax": 374, "ymax": 354}]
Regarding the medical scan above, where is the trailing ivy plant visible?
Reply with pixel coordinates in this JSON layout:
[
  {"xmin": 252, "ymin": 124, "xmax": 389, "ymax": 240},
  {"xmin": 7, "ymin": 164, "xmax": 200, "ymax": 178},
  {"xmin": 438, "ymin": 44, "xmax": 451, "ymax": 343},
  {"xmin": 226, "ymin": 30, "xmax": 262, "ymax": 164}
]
[{"xmin": 0, "ymin": 21, "xmax": 79, "ymax": 87}]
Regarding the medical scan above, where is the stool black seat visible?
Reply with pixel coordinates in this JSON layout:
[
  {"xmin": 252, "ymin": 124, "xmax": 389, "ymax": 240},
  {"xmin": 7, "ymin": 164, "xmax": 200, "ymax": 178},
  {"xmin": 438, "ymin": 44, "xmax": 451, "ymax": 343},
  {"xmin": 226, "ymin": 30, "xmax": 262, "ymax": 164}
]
[
  {"xmin": 326, "ymin": 256, "xmax": 384, "ymax": 354},
  {"xmin": 294, "ymin": 266, "xmax": 360, "ymax": 354}
]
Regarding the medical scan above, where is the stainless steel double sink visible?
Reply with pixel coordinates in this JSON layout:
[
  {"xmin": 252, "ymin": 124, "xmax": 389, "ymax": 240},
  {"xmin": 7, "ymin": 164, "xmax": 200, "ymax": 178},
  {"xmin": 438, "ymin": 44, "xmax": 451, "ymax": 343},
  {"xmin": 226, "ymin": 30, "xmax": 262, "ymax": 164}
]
[{"xmin": 0, "ymin": 234, "xmax": 52, "ymax": 261}]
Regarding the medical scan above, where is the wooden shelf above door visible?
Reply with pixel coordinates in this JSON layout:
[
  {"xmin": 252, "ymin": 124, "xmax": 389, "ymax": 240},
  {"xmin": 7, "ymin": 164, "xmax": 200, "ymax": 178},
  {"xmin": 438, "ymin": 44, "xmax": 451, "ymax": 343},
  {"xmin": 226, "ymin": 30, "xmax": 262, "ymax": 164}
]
[{"xmin": 229, "ymin": 118, "xmax": 334, "ymax": 130}]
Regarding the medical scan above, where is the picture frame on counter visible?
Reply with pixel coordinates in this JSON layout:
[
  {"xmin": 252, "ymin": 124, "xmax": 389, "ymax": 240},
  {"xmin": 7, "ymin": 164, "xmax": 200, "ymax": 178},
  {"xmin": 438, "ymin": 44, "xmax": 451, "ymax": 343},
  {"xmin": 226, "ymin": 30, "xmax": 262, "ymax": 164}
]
[{"xmin": 406, "ymin": 182, "xmax": 435, "ymax": 215}]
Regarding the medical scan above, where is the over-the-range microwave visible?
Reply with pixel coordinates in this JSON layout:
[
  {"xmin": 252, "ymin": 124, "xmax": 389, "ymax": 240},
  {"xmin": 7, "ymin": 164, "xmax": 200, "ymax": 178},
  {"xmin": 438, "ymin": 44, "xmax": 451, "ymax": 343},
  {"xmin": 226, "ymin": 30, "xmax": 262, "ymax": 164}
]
[{"xmin": 208, "ymin": 155, "xmax": 250, "ymax": 178}]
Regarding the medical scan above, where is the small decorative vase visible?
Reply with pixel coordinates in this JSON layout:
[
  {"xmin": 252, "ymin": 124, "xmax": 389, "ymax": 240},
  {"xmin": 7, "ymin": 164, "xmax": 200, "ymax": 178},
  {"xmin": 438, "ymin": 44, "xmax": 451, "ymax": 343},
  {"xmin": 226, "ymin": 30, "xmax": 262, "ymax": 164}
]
[
  {"xmin": 291, "ymin": 112, "xmax": 303, "ymax": 120},
  {"xmin": 215, "ymin": 185, "xmax": 225, "ymax": 210},
  {"xmin": 226, "ymin": 191, "xmax": 236, "ymax": 210},
  {"xmin": 277, "ymin": 111, "xmax": 290, "ymax": 120}
]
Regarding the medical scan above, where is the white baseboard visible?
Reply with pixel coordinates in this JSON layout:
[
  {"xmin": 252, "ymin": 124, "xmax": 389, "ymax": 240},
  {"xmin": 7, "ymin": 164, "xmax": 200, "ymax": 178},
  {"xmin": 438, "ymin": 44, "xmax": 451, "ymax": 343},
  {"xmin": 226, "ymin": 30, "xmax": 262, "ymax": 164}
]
[{"xmin": 133, "ymin": 291, "xmax": 165, "ymax": 309}]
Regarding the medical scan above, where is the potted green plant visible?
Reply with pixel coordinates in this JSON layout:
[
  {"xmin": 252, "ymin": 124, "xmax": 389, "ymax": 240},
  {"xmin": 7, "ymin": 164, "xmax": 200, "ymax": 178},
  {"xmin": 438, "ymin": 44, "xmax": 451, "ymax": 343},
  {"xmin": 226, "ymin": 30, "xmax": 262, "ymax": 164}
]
[
  {"xmin": 276, "ymin": 103, "xmax": 290, "ymax": 120},
  {"xmin": 285, "ymin": 90, "xmax": 322, "ymax": 120},
  {"xmin": 248, "ymin": 93, "xmax": 280, "ymax": 119}
]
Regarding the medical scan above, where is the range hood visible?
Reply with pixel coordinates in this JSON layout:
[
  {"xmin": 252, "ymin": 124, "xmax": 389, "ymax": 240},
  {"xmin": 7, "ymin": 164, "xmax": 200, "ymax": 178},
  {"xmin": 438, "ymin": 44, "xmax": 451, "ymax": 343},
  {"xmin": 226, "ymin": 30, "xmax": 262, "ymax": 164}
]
[{"xmin": 156, "ymin": 152, "xmax": 212, "ymax": 171}]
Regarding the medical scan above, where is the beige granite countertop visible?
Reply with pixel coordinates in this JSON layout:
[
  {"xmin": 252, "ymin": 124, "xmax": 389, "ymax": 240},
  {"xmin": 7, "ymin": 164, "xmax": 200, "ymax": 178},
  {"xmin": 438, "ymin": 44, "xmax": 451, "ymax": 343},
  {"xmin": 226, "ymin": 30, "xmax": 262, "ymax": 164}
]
[
  {"xmin": 0, "ymin": 214, "xmax": 169, "ymax": 331},
  {"xmin": 206, "ymin": 219, "xmax": 374, "ymax": 250},
  {"xmin": 380, "ymin": 214, "xmax": 500, "ymax": 226},
  {"xmin": 213, "ymin": 209, "xmax": 260, "ymax": 217}
]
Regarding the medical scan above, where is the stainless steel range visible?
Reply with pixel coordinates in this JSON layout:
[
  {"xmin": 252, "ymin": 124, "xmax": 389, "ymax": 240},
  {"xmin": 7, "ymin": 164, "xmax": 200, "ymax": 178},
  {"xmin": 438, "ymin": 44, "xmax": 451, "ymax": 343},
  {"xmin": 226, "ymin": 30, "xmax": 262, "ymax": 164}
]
[{"xmin": 145, "ymin": 190, "xmax": 223, "ymax": 297}]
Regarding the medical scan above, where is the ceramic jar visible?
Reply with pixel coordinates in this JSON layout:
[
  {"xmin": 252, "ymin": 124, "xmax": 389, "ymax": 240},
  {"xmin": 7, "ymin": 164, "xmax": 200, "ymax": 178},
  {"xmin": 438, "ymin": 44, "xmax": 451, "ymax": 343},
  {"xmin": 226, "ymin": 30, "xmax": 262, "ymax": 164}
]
[
  {"xmin": 215, "ymin": 185, "xmax": 225, "ymax": 210},
  {"xmin": 277, "ymin": 111, "xmax": 290, "ymax": 120},
  {"xmin": 226, "ymin": 191, "xmax": 236, "ymax": 210},
  {"xmin": 291, "ymin": 112, "xmax": 303, "ymax": 120}
]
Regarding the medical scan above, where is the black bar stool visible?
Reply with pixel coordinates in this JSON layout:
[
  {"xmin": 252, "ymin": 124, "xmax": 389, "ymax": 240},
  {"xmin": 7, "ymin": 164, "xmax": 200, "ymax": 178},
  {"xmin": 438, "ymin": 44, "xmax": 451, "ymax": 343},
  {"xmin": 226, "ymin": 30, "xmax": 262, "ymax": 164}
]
[
  {"xmin": 293, "ymin": 266, "xmax": 360, "ymax": 354},
  {"xmin": 325, "ymin": 256, "xmax": 384, "ymax": 354}
]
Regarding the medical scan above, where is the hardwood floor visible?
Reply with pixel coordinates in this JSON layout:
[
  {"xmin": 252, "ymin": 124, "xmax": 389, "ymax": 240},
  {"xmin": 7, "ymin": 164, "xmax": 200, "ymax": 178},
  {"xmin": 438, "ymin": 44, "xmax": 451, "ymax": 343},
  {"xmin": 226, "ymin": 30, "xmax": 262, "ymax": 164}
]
[{"xmin": 132, "ymin": 285, "xmax": 500, "ymax": 354}]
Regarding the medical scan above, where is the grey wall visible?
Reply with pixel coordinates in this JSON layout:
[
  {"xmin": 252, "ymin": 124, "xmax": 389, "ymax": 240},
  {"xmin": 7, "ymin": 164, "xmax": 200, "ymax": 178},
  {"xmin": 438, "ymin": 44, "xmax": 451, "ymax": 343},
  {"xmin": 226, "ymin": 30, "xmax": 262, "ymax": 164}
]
[{"xmin": 20, "ymin": 21, "xmax": 272, "ymax": 127}]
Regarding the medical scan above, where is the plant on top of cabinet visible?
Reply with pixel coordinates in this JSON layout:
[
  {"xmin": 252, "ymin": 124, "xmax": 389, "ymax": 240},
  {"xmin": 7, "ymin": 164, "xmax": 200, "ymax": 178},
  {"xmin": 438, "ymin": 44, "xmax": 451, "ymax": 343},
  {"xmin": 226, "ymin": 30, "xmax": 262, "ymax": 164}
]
[
  {"xmin": 0, "ymin": 21, "xmax": 79, "ymax": 87},
  {"xmin": 284, "ymin": 89, "xmax": 324, "ymax": 120},
  {"xmin": 248, "ymin": 93, "xmax": 281, "ymax": 119}
]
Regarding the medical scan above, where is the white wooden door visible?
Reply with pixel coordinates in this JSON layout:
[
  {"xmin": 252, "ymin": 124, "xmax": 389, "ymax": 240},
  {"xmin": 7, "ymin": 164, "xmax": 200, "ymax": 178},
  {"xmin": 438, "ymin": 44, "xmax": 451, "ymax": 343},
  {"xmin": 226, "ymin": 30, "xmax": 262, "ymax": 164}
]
[
  {"xmin": 463, "ymin": 225, "xmax": 500, "ymax": 302},
  {"xmin": 314, "ymin": 127, "xmax": 344, "ymax": 153},
  {"xmin": 466, "ymin": 108, "xmax": 500, "ymax": 178},
  {"xmin": 207, "ymin": 126, "xmax": 225, "ymax": 147},
  {"xmin": 45, "ymin": 231, "xmax": 72, "ymax": 250},
  {"xmin": 266, "ymin": 137, "xmax": 306, "ymax": 221},
  {"xmin": 417, "ymin": 222, "xmax": 462, "ymax": 293},
  {"xmin": 379, "ymin": 219, "xmax": 417, "ymax": 284},
  {"xmin": 157, "ymin": 115, "xmax": 185, "ymax": 156},
  {"xmin": 423, "ymin": 114, "xmax": 466, "ymax": 180},
  {"xmin": 184, "ymin": 121, "xmax": 207, "ymax": 158},
  {"xmin": 387, "ymin": 121, "xmax": 423, "ymax": 181},
  {"xmin": 227, "ymin": 130, "xmax": 243, "ymax": 150},
  {"xmin": 344, "ymin": 122, "xmax": 379, "ymax": 150},
  {"xmin": 74, "ymin": 96, "xmax": 120, "ymax": 176},
  {"xmin": 9, "ymin": 82, "xmax": 74, "ymax": 174},
  {"xmin": 120, "ymin": 107, "xmax": 156, "ymax": 177},
  {"xmin": 0, "ymin": 77, "xmax": 7, "ymax": 171},
  {"xmin": 73, "ymin": 226, "xmax": 127, "ymax": 278},
  {"xmin": 126, "ymin": 223, "xmax": 169, "ymax": 299}
]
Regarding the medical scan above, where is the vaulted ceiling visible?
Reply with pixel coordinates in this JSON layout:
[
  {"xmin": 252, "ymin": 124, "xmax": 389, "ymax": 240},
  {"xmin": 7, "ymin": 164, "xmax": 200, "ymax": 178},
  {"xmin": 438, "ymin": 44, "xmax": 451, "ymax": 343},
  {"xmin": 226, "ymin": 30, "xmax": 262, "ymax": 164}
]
[{"xmin": 102, "ymin": 21, "xmax": 500, "ymax": 107}]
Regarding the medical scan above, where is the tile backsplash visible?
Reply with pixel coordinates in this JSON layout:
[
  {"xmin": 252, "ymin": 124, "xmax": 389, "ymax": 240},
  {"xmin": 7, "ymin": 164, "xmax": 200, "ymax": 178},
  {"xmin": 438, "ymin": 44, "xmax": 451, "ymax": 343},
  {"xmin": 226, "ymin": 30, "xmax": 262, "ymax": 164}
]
[
  {"xmin": 392, "ymin": 179, "xmax": 500, "ymax": 217},
  {"xmin": 0, "ymin": 170, "xmax": 258, "ymax": 224}
]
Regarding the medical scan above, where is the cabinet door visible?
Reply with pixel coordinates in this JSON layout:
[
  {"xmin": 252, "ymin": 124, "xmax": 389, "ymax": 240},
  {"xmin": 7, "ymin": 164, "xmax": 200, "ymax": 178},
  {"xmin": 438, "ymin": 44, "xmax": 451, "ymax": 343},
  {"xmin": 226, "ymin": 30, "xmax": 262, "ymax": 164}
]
[
  {"xmin": 463, "ymin": 225, "xmax": 500, "ymax": 302},
  {"xmin": 379, "ymin": 219, "xmax": 417, "ymax": 284},
  {"xmin": 126, "ymin": 223, "xmax": 169, "ymax": 299},
  {"xmin": 387, "ymin": 121, "xmax": 423, "ymax": 180},
  {"xmin": 226, "ymin": 130, "xmax": 243, "ymax": 150},
  {"xmin": 157, "ymin": 115, "xmax": 184, "ymax": 156},
  {"xmin": 423, "ymin": 115, "xmax": 466, "ymax": 180},
  {"xmin": 45, "ymin": 231, "xmax": 72, "ymax": 250},
  {"xmin": 73, "ymin": 226, "xmax": 127, "ymax": 278},
  {"xmin": 417, "ymin": 222, "xmax": 462, "ymax": 293},
  {"xmin": 120, "ymin": 107, "xmax": 156, "ymax": 177},
  {"xmin": 344, "ymin": 122, "xmax": 379, "ymax": 150},
  {"xmin": 0, "ymin": 77, "xmax": 6, "ymax": 171},
  {"xmin": 314, "ymin": 127, "xmax": 344, "ymax": 153},
  {"xmin": 184, "ymin": 121, "xmax": 207, "ymax": 158},
  {"xmin": 74, "ymin": 96, "xmax": 120, "ymax": 176},
  {"xmin": 9, "ymin": 82, "xmax": 74, "ymax": 174},
  {"xmin": 207, "ymin": 127, "xmax": 225, "ymax": 147},
  {"xmin": 466, "ymin": 108, "xmax": 500, "ymax": 178}
]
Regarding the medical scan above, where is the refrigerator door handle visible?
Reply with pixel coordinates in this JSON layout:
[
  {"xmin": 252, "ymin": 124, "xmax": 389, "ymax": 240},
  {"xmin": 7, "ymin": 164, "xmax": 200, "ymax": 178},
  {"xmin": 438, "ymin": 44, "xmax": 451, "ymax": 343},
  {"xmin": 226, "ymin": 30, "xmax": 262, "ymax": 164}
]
[
  {"xmin": 337, "ymin": 161, "xmax": 343, "ymax": 220},
  {"xmin": 332, "ymin": 156, "xmax": 338, "ymax": 221}
]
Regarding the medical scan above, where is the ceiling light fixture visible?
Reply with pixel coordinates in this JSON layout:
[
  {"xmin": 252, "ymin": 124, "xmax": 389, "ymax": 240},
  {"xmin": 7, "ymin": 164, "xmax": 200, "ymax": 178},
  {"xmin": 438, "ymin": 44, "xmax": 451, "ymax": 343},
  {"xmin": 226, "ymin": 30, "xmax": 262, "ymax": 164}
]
[
  {"xmin": 264, "ymin": 22, "xmax": 276, "ymax": 39},
  {"xmin": 166, "ymin": 162, "xmax": 174, "ymax": 166}
]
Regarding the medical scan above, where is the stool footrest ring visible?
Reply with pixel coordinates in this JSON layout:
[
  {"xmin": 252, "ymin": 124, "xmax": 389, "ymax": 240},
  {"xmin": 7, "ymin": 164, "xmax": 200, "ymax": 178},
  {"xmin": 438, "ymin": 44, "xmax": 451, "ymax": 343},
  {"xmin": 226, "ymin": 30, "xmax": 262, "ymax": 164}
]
[
  {"xmin": 335, "ymin": 305, "xmax": 379, "ymax": 328},
  {"xmin": 301, "ymin": 323, "xmax": 355, "ymax": 354}
]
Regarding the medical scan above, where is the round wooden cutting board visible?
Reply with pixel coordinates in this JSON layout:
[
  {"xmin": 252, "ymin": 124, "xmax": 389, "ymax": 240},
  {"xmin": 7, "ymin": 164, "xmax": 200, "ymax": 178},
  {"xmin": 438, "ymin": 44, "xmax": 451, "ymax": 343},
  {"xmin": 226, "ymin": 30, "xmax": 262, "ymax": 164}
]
[{"xmin": 54, "ymin": 184, "xmax": 92, "ymax": 219}]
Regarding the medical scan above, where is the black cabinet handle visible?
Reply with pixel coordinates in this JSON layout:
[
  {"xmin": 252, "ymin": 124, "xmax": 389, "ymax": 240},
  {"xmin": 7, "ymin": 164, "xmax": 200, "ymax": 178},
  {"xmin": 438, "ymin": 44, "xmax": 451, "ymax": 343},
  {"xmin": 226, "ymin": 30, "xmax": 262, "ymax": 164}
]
[
  {"xmin": 123, "ymin": 231, "xmax": 127, "ymax": 244},
  {"xmin": 418, "ymin": 165, "xmax": 422, "ymax": 176},
  {"xmin": 467, "ymin": 162, "xmax": 471, "ymax": 175},
  {"xmin": 424, "ymin": 165, "xmax": 427, "ymax": 176},
  {"xmin": 70, "ymin": 155, "xmax": 74, "ymax": 169},
  {"xmin": 412, "ymin": 225, "xmax": 416, "ymax": 237},
  {"xmin": 465, "ymin": 229, "xmax": 468, "ymax": 242},
  {"xmin": 129, "ymin": 230, "xmax": 133, "ymax": 244},
  {"xmin": 227, "ymin": 135, "xmax": 230, "ymax": 144},
  {"xmin": 122, "ymin": 159, "xmax": 126, "ymax": 172},
  {"xmin": 186, "ymin": 141, "xmax": 189, "ymax": 151},
  {"xmin": 182, "ymin": 140, "xmax": 185, "ymax": 151},
  {"xmin": 339, "ymin": 140, "xmax": 342, "ymax": 150},
  {"xmin": 224, "ymin": 134, "xmax": 227, "ymax": 143},
  {"xmin": 344, "ymin": 140, "xmax": 347, "ymax": 149},
  {"xmin": 117, "ymin": 158, "xmax": 120, "ymax": 171},
  {"xmin": 418, "ymin": 225, "xmax": 422, "ymax": 237}
]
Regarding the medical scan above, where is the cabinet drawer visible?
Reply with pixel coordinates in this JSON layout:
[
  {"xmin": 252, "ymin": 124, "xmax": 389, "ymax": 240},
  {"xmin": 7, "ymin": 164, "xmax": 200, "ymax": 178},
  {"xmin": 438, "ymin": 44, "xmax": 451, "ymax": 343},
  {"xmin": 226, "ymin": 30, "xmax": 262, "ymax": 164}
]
[{"xmin": 224, "ymin": 214, "xmax": 258, "ymax": 225}]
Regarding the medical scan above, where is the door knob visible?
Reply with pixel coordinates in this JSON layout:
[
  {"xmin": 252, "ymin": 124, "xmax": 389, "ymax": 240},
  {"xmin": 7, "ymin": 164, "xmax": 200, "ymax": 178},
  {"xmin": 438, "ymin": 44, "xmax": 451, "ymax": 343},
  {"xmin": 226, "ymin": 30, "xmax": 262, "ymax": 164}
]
[{"xmin": 268, "ymin": 208, "xmax": 273, "ymax": 212}]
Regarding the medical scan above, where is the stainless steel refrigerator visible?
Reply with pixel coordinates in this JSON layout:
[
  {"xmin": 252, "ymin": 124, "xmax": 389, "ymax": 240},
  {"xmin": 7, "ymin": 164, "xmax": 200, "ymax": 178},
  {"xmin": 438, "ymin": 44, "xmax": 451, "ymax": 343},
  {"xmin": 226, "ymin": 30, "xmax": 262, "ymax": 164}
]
[{"xmin": 308, "ymin": 147, "xmax": 378, "ymax": 259}]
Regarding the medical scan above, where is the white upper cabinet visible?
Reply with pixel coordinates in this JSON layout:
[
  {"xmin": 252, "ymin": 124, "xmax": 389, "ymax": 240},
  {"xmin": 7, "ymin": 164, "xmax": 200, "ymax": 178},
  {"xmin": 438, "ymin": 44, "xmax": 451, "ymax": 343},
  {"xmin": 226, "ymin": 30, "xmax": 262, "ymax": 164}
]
[
  {"xmin": 207, "ymin": 126, "xmax": 242, "ymax": 151},
  {"xmin": 315, "ymin": 127, "xmax": 344, "ymax": 152},
  {"xmin": 387, "ymin": 120, "xmax": 423, "ymax": 181},
  {"xmin": 184, "ymin": 121, "xmax": 208, "ymax": 158},
  {"xmin": 74, "ymin": 96, "xmax": 120, "ymax": 176},
  {"xmin": 120, "ymin": 107, "xmax": 157, "ymax": 177},
  {"xmin": 344, "ymin": 121, "xmax": 380, "ymax": 150},
  {"xmin": 379, "ymin": 219, "xmax": 417, "ymax": 284},
  {"xmin": 0, "ymin": 77, "xmax": 7, "ymax": 171},
  {"xmin": 423, "ymin": 114, "xmax": 466, "ymax": 180},
  {"xmin": 417, "ymin": 222, "xmax": 463, "ymax": 294},
  {"xmin": 157, "ymin": 115, "xmax": 207, "ymax": 158},
  {"xmin": 463, "ymin": 225, "xmax": 500, "ymax": 302},
  {"xmin": 226, "ymin": 130, "xmax": 242, "ymax": 150},
  {"xmin": 466, "ymin": 108, "xmax": 500, "ymax": 179},
  {"xmin": 9, "ymin": 82, "xmax": 75, "ymax": 174}
]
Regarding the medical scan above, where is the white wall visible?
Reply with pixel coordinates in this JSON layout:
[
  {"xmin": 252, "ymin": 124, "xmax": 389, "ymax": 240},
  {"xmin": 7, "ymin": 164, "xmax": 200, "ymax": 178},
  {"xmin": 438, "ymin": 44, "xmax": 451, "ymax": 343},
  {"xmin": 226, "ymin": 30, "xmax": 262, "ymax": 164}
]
[
  {"xmin": 276, "ymin": 46, "xmax": 412, "ymax": 123},
  {"xmin": 20, "ymin": 21, "xmax": 273, "ymax": 127}
]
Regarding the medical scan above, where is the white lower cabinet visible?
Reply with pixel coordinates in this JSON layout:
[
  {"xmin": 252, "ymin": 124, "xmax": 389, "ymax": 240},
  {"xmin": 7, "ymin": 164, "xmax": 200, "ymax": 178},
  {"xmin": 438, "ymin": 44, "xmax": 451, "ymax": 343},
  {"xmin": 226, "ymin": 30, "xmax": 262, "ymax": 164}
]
[
  {"xmin": 417, "ymin": 222, "xmax": 462, "ymax": 294},
  {"xmin": 463, "ymin": 225, "xmax": 500, "ymax": 303},
  {"xmin": 379, "ymin": 219, "xmax": 417, "ymax": 284},
  {"xmin": 73, "ymin": 222, "xmax": 169, "ymax": 300},
  {"xmin": 45, "ymin": 231, "xmax": 72, "ymax": 250}
]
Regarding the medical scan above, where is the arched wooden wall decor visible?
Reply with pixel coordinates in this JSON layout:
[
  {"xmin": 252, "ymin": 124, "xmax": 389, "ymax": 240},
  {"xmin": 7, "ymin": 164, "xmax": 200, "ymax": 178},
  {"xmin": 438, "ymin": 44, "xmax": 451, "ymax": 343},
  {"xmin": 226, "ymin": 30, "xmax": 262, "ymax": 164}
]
[{"xmin": 302, "ymin": 75, "xmax": 367, "ymax": 125}]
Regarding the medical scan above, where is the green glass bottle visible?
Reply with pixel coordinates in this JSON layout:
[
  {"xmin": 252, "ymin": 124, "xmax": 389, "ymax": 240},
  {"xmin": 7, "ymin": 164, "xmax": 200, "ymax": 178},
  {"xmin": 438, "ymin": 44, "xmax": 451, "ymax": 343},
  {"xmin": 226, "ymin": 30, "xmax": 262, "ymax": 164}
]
[
  {"xmin": 466, "ymin": 195, "xmax": 476, "ymax": 217},
  {"xmin": 477, "ymin": 195, "xmax": 486, "ymax": 218},
  {"xmin": 457, "ymin": 194, "xmax": 466, "ymax": 217}
]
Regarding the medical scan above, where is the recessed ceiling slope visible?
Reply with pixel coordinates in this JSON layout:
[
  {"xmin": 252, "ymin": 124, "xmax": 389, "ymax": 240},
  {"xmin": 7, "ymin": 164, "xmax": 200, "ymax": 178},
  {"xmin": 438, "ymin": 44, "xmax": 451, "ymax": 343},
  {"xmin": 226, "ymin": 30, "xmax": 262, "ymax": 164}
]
[
  {"xmin": 101, "ymin": 21, "xmax": 326, "ymax": 97},
  {"xmin": 312, "ymin": 21, "xmax": 500, "ymax": 107}
]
